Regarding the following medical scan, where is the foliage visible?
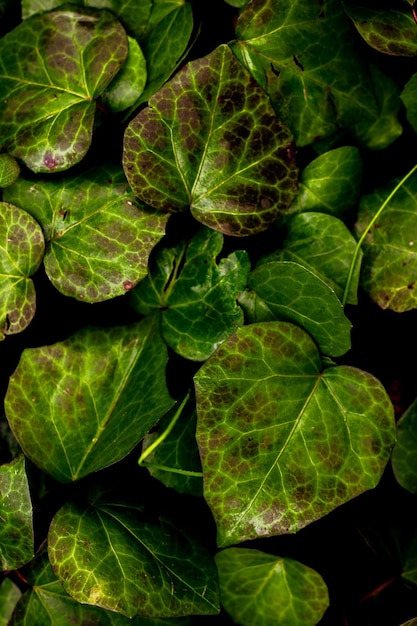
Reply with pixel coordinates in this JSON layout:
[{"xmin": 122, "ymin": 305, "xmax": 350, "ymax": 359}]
[{"xmin": 1, "ymin": 1, "xmax": 417, "ymax": 625}]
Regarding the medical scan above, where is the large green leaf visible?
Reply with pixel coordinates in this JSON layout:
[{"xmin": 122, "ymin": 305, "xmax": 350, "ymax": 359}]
[
  {"xmin": 0, "ymin": 7, "xmax": 128, "ymax": 172},
  {"xmin": 0, "ymin": 202, "xmax": 45, "ymax": 340},
  {"xmin": 48, "ymin": 499, "xmax": 220, "ymax": 618},
  {"xmin": 4, "ymin": 316, "xmax": 174, "ymax": 482},
  {"xmin": 230, "ymin": 0, "xmax": 402, "ymax": 148},
  {"xmin": 3, "ymin": 166, "xmax": 168, "ymax": 302},
  {"xmin": 391, "ymin": 397, "xmax": 417, "ymax": 494},
  {"xmin": 0, "ymin": 456, "xmax": 34, "ymax": 571},
  {"xmin": 216, "ymin": 547, "xmax": 329, "ymax": 626},
  {"xmin": 194, "ymin": 322, "xmax": 395, "ymax": 546},
  {"xmin": 123, "ymin": 44, "xmax": 298, "ymax": 236},
  {"xmin": 355, "ymin": 174, "xmax": 417, "ymax": 312},
  {"xmin": 130, "ymin": 227, "xmax": 250, "ymax": 360}
]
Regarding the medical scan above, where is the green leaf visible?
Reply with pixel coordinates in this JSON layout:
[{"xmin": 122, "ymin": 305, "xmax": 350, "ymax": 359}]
[
  {"xmin": 130, "ymin": 226, "xmax": 250, "ymax": 360},
  {"xmin": 391, "ymin": 397, "xmax": 417, "ymax": 494},
  {"xmin": 215, "ymin": 547, "xmax": 329, "ymax": 626},
  {"xmin": 245, "ymin": 261, "xmax": 352, "ymax": 356},
  {"xmin": 194, "ymin": 322, "xmax": 395, "ymax": 546},
  {"xmin": 123, "ymin": 44, "xmax": 298, "ymax": 236},
  {"xmin": 258, "ymin": 212, "xmax": 362, "ymax": 305},
  {"xmin": 0, "ymin": 7, "xmax": 128, "ymax": 173},
  {"xmin": 4, "ymin": 316, "xmax": 175, "ymax": 482},
  {"xmin": 48, "ymin": 499, "xmax": 220, "ymax": 618},
  {"xmin": 3, "ymin": 166, "xmax": 168, "ymax": 303},
  {"xmin": 0, "ymin": 456, "xmax": 34, "ymax": 571},
  {"xmin": 292, "ymin": 146, "xmax": 363, "ymax": 217},
  {"xmin": 402, "ymin": 533, "xmax": 417, "ymax": 587},
  {"xmin": 343, "ymin": 2, "xmax": 417, "ymax": 56},
  {"xmin": 230, "ymin": 0, "xmax": 402, "ymax": 148},
  {"xmin": 355, "ymin": 174, "xmax": 417, "ymax": 312},
  {"xmin": 401, "ymin": 73, "xmax": 417, "ymax": 133},
  {"xmin": 0, "ymin": 154, "xmax": 20, "ymax": 188},
  {"xmin": 0, "ymin": 578, "xmax": 21, "ymax": 626},
  {"xmin": 0, "ymin": 202, "xmax": 45, "ymax": 340}
]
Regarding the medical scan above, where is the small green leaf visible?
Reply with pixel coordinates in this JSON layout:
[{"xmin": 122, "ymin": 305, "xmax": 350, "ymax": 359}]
[
  {"xmin": 101, "ymin": 36, "xmax": 147, "ymax": 114},
  {"xmin": 130, "ymin": 226, "xmax": 250, "ymax": 360},
  {"xmin": 401, "ymin": 73, "xmax": 417, "ymax": 133},
  {"xmin": 123, "ymin": 44, "xmax": 298, "ymax": 236},
  {"xmin": 392, "ymin": 397, "xmax": 417, "ymax": 494},
  {"xmin": 0, "ymin": 456, "xmax": 34, "ymax": 571},
  {"xmin": 0, "ymin": 202, "xmax": 45, "ymax": 340},
  {"xmin": 0, "ymin": 7, "xmax": 128, "ymax": 172},
  {"xmin": 48, "ymin": 499, "xmax": 220, "ymax": 618},
  {"xmin": 194, "ymin": 322, "xmax": 395, "ymax": 546},
  {"xmin": 4, "ymin": 316, "xmax": 175, "ymax": 482},
  {"xmin": 0, "ymin": 577, "xmax": 21, "ymax": 626},
  {"xmin": 0, "ymin": 154, "xmax": 20, "ymax": 188},
  {"xmin": 216, "ymin": 547, "xmax": 329, "ymax": 626},
  {"xmin": 246, "ymin": 260, "xmax": 352, "ymax": 356}
]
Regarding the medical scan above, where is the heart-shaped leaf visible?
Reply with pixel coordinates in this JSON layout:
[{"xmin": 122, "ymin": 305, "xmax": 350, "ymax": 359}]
[
  {"xmin": 3, "ymin": 166, "xmax": 169, "ymax": 303},
  {"xmin": 123, "ymin": 44, "xmax": 298, "ymax": 236},
  {"xmin": 4, "ymin": 316, "xmax": 174, "ymax": 482},
  {"xmin": 48, "ymin": 499, "xmax": 220, "ymax": 618},
  {"xmin": 216, "ymin": 547, "xmax": 329, "ymax": 626},
  {"xmin": 194, "ymin": 322, "xmax": 395, "ymax": 546},
  {"xmin": 0, "ymin": 7, "xmax": 128, "ymax": 172},
  {"xmin": 0, "ymin": 202, "xmax": 45, "ymax": 340}
]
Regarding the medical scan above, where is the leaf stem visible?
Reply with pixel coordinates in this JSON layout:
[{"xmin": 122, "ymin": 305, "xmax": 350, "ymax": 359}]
[{"xmin": 342, "ymin": 161, "xmax": 417, "ymax": 307}]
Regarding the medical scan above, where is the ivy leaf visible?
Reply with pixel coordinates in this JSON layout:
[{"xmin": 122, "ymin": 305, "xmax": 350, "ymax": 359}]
[
  {"xmin": 0, "ymin": 202, "xmax": 45, "ymax": 340},
  {"xmin": 3, "ymin": 166, "xmax": 168, "ymax": 303},
  {"xmin": 391, "ymin": 397, "xmax": 417, "ymax": 494},
  {"xmin": 401, "ymin": 73, "xmax": 417, "ymax": 133},
  {"xmin": 0, "ymin": 577, "xmax": 21, "ymax": 625},
  {"xmin": 194, "ymin": 322, "xmax": 395, "ymax": 546},
  {"xmin": 4, "ymin": 316, "xmax": 175, "ymax": 483},
  {"xmin": 343, "ymin": 2, "xmax": 417, "ymax": 56},
  {"xmin": 215, "ymin": 547, "xmax": 329, "ymax": 626},
  {"xmin": 231, "ymin": 0, "xmax": 402, "ymax": 148},
  {"xmin": 0, "ymin": 154, "xmax": 20, "ymax": 188},
  {"xmin": 130, "ymin": 226, "xmax": 250, "ymax": 360},
  {"xmin": 355, "ymin": 175, "xmax": 417, "ymax": 312},
  {"xmin": 48, "ymin": 499, "xmax": 220, "ymax": 618},
  {"xmin": 245, "ymin": 261, "xmax": 352, "ymax": 356},
  {"xmin": 0, "ymin": 7, "xmax": 128, "ymax": 173},
  {"xmin": 123, "ymin": 44, "xmax": 298, "ymax": 237},
  {"xmin": 0, "ymin": 456, "xmax": 34, "ymax": 571}
]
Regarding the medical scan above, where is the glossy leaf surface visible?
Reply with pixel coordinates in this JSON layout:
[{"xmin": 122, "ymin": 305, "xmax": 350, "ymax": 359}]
[
  {"xmin": 246, "ymin": 261, "xmax": 352, "ymax": 356},
  {"xmin": 48, "ymin": 499, "xmax": 220, "ymax": 618},
  {"xmin": 3, "ymin": 166, "xmax": 168, "ymax": 302},
  {"xmin": 123, "ymin": 44, "xmax": 298, "ymax": 236},
  {"xmin": 4, "ymin": 317, "xmax": 174, "ymax": 482},
  {"xmin": 195, "ymin": 322, "xmax": 395, "ymax": 546},
  {"xmin": 216, "ymin": 547, "xmax": 329, "ymax": 626},
  {"xmin": 0, "ymin": 456, "xmax": 34, "ymax": 570},
  {"xmin": 0, "ymin": 7, "xmax": 127, "ymax": 173},
  {"xmin": 0, "ymin": 202, "xmax": 44, "ymax": 340},
  {"xmin": 130, "ymin": 227, "xmax": 250, "ymax": 360},
  {"xmin": 101, "ymin": 36, "xmax": 147, "ymax": 114},
  {"xmin": 391, "ymin": 397, "xmax": 417, "ymax": 494}
]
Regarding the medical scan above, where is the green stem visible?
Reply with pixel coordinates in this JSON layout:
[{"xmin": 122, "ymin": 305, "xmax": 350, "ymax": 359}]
[{"xmin": 342, "ymin": 161, "xmax": 417, "ymax": 307}]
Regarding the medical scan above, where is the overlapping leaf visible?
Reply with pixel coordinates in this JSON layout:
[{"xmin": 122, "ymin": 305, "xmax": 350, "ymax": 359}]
[
  {"xmin": 401, "ymin": 74, "xmax": 417, "ymax": 133},
  {"xmin": 123, "ymin": 44, "xmax": 298, "ymax": 236},
  {"xmin": 0, "ymin": 456, "xmax": 34, "ymax": 571},
  {"xmin": 194, "ymin": 322, "xmax": 395, "ymax": 546},
  {"xmin": 4, "ymin": 316, "xmax": 174, "ymax": 482},
  {"xmin": 101, "ymin": 36, "xmax": 147, "ymax": 114},
  {"xmin": 3, "ymin": 166, "xmax": 168, "ymax": 302},
  {"xmin": 0, "ymin": 7, "xmax": 128, "ymax": 172},
  {"xmin": 216, "ymin": 547, "xmax": 329, "ymax": 626},
  {"xmin": 0, "ymin": 202, "xmax": 45, "ymax": 340},
  {"xmin": 0, "ymin": 578, "xmax": 21, "ymax": 625},
  {"xmin": 48, "ymin": 499, "xmax": 220, "ymax": 618},
  {"xmin": 130, "ymin": 226, "xmax": 250, "ymax": 360},
  {"xmin": 230, "ymin": 0, "xmax": 402, "ymax": 148},
  {"xmin": 0, "ymin": 154, "xmax": 20, "ymax": 188},
  {"xmin": 391, "ymin": 397, "xmax": 417, "ymax": 494}
]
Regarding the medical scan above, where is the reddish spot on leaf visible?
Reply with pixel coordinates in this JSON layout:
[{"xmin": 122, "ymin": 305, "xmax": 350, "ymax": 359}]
[{"xmin": 123, "ymin": 280, "xmax": 134, "ymax": 291}]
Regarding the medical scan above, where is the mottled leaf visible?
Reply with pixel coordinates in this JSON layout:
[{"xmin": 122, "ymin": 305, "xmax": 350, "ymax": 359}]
[
  {"xmin": 3, "ymin": 166, "xmax": 168, "ymax": 303},
  {"xmin": 194, "ymin": 322, "xmax": 395, "ymax": 546},
  {"xmin": 355, "ymin": 174, "xmax": 417, "ymax": 312},
  {"xmin": 0, "ymin": 202, "xmax": 45, "ymax": 340},
  {"xmin": 48, "ymin": 499, "xmax": 220, "ymax": 618},
  {"xmin": 0, "ymin": 7, "xmax": 128, "ymax": 172},
  {"xmin": 130, "ymin": 226, "xmax": 250, "ymax": 360},
  {"xmin": 392, "ymin": 397, "xmax": 417, "ymax": 494},
  {"xmin": 123, "ymin": 44, "xmax": 298, "ymax": 236},
  {"xmin": 344, "ymin": 2, "xmax": 417, "ymax": 56},
  {"xmin": 244, "ymin": 261, "xmax": 352, "ymax": 356},
  {"xmin": 0, "ymin": 456, "xmax": 34, "ymax": 571},
  {"xmin": 231, "ymin": 0, "xmax": 402, "ymax": 148},
  {"xmin": 216, "ymin": 547, "xmax": 329, "ymax": 626},
  {"xmin": 4, "ymin": 316, "xmax": 174, "ymax": 482},
  {"xmin": 101, "ymin": 36, "xmax": 147, "ymax": 114},
  {"xmin": 257, "ymin": 212, "xmax": 362, "ymax": 305},
  {"xmin": 0, "ymin": 578, "xmax": 21, "ymax": 626},
  {"xmin": 0, "ymin": 154, "xmax": 20, "ymax": 188}
]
